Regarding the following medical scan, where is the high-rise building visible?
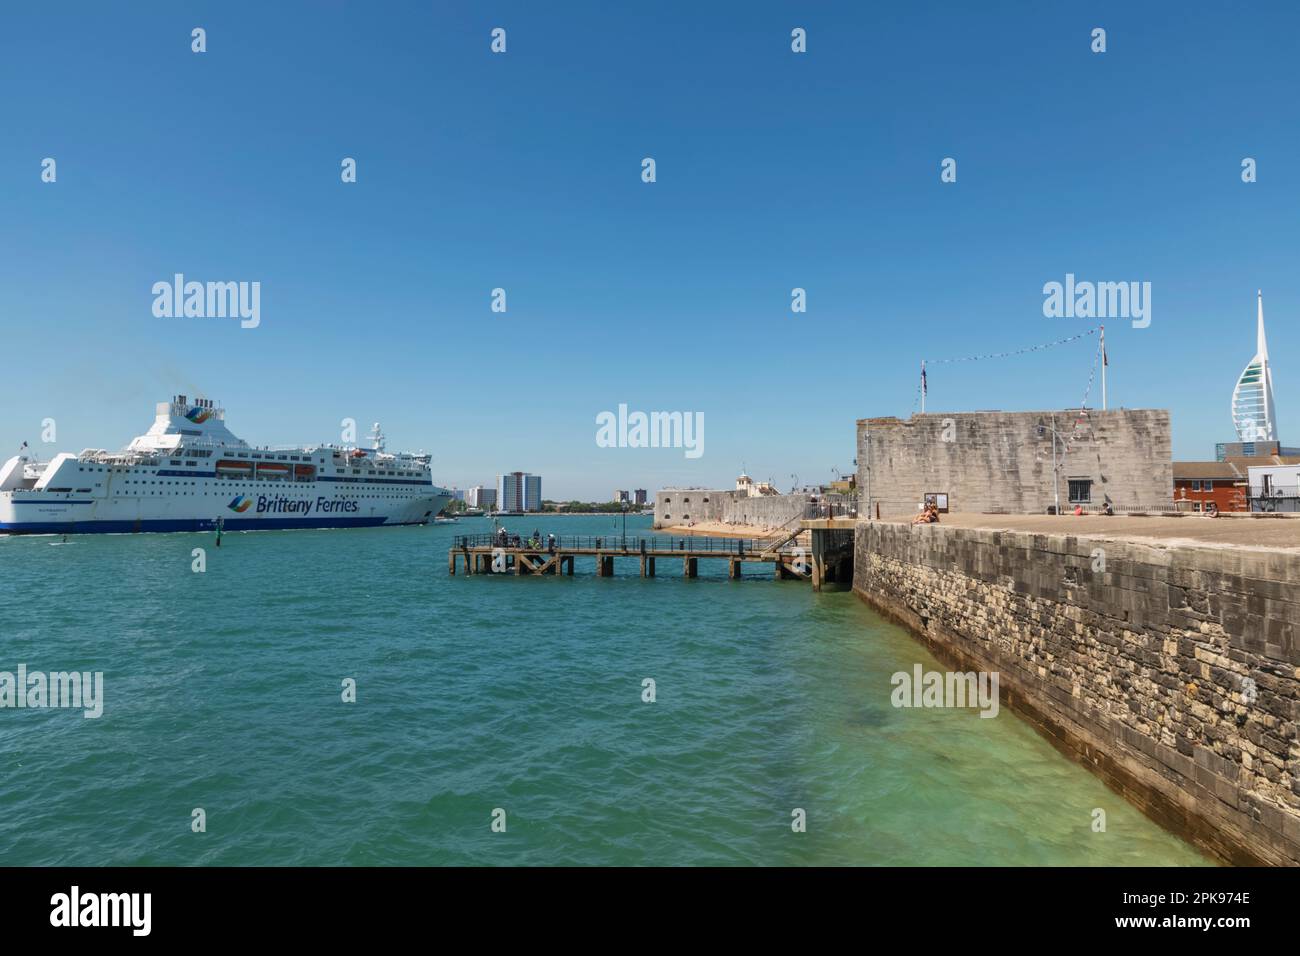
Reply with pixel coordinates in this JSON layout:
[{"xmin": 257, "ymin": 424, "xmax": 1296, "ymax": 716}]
[
  {"xmin": 466, "ymin": 486, "xmax": 497, "ymax": 509},
  {"xmin": 1232, "ymin": 291, "xmax": 1279, "ymax": 443},
  {"xmin": 634, "ymin": 489, "xmax": 647, "ymax": 505},
  {"xmin": 497, "ymin": 472, "xmax": 542, "ymax": 512},
  {"xmin": 613, "ymin": 489, "xmax": 629, "ymax": 503}
]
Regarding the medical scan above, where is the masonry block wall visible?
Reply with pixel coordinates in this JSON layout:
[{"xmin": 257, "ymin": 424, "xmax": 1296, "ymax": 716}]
[
  {"xmin": 853, "ymin": 520, "xmax": 1300, "ymax": 865},
  {"xmin": 653, "ymin": 490, "xmax": 737, "ymax": 528},
  {"xmin": 857, "ymin": 409, "xmax": 1173, "ymax": 517},
  {"xmin": 655, "ymin": 491, "xmax": 855, "ymax": 529}
]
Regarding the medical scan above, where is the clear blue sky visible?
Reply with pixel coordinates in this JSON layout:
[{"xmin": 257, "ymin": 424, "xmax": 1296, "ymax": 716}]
[{"xmin": 2, "ymin": 1, "xmax": 1297, "ymax": 498}]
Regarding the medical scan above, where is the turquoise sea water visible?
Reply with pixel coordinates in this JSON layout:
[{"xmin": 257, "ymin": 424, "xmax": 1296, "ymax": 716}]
[{"xmin": 0, "ymin": 514, "xmax": 1209, "ymax": 866}]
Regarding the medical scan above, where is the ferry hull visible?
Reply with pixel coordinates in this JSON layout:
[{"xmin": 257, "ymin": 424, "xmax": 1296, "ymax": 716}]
[{"xmin": 0, "ymin": 492, "xmax": 453, "ymax": 535}]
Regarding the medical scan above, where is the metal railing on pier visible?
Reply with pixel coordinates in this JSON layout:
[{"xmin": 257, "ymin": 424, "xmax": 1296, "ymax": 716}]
[{"xmin": 452, "ymin": 533, "xmax": 799, "ymax": 555}]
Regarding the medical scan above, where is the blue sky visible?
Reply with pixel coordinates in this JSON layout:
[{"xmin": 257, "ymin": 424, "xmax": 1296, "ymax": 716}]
[{"xmin": 2, "ymin": 1, "xmax": 1297, "ymax": 498}]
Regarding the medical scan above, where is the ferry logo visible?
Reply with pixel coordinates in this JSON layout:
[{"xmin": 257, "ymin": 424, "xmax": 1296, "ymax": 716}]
[
  {"xmin": 185, "ymin": 407, "xmax": 212, "ymax": 424},
  {"xmin": 228, "ymin": 495, "xmax": 253, "ymax": 513}
]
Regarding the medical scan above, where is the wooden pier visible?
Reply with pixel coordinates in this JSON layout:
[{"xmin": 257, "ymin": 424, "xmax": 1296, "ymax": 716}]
[{"xmin": 447, "ymin": 532, "xmax": 813, "ymax": 580}]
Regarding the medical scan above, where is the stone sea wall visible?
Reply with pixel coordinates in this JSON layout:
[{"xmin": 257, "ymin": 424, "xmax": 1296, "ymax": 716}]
[
  {"xmin": 655, "ymin": 491, "xmax": 852, "ymax": 529},
  {"xmin": 853, "ymin": 520, "xmax": 1300, "ymax": 865}
]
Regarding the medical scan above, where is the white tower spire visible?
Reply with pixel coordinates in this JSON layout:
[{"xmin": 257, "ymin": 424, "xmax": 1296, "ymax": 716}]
[
  {"xmin": 1231, "ymin": 290, "xmax": 1278, "ymax": 442},
  {"xmin": 1257, "ymin": 289, "xmax": 1269, "ymax": 359}
]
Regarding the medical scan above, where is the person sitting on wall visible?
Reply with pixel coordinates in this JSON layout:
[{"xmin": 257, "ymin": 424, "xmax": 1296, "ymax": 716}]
[
  {"xmin": 1102, "ymin": 501, "xmax": 1114, "ymax": 516},
  {"xmin": 1073, "ymin": 504, "xmax": 1084, "ymax": 516},
  {"xmin": 1205, "ymin": 501, "xmax": 1219, "ymax": 518},
  {"xmin": 912, "ymin": 503, "xmax": 939, "ymax": 524}
]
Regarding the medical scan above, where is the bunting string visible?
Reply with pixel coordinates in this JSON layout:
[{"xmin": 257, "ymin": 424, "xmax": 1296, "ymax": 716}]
[
  {"xmin": 913, "ymin": 326, "xmax": 1103, "ymax": 413},
  {"xmin": 922, "ymin": 326, "xmax": 1101, "ymax": 366}
]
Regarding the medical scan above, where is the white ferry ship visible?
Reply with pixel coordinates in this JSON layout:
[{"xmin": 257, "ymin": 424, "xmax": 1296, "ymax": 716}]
[{"xmin": 0, "ymin": 396, "xmax": 452, "ymax": 534}]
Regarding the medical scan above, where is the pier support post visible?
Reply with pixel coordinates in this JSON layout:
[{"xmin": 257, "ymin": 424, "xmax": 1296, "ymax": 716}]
[
  {"xmin": 449, "ymin": 551, "xmax": 456, "ymax": 575},
  {"xmin": 684, "ymin": 556, "xmax": 698, "ymax": 578},
  {"xmin": 729, "ymin": 558, "xmax": 741, "ymax": 579}
]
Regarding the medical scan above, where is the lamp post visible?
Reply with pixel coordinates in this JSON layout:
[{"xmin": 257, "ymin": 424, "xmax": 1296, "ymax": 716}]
[
  {"xmin": 1037, "ymin": 414, "xmax": 1066, "ymax": 514},
  {"xmin": 621, "ymin": 499, "xmax": 628, "ymax": 549}
]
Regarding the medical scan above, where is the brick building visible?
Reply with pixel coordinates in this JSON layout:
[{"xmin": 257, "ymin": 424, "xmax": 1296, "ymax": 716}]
[{"xmin": 1172, "ymin": 461, "xmax": 1247, "ymax": 513}]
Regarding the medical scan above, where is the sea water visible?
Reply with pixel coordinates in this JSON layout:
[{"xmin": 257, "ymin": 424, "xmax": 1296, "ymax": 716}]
[{"xmin": 0, "ymin": 515, "xmax": 1209, "ymax": 865}]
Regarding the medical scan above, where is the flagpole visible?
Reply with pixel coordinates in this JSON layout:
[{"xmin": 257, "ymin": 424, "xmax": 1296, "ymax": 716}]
[
  {"xmin": 1100, "ymin": 325, "xmax": 1107, "ymax": 411},
  {"xmin": 920, "ymin": 360, "xmax": 926, "ymax": 414}
]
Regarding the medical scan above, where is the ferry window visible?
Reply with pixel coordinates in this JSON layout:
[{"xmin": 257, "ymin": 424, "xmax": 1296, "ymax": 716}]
[{"xmin": 170, "ymin": 460, "xmax": 182, "ymax": 465}]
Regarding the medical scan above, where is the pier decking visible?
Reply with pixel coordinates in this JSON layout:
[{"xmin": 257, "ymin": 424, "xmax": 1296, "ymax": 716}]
[{"xmin": 447, "ymin": 533, "xmax": 812, "ymax": 579}]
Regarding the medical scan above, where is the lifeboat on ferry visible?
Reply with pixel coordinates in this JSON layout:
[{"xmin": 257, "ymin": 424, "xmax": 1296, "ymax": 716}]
[
  {"xmin": 350, "ymin": 449, "xmax": 368, "ymax": 459},
  {"xmin": 257, "ymin": 462, "xmax": 290, "ymax": 475},
  {"xmin": 294, "ymin": 464, "xmax": 315, "ymax": 479},
  {"xmin": 216, "ymin": 459, "xmax": 253, "ymax": 474}
]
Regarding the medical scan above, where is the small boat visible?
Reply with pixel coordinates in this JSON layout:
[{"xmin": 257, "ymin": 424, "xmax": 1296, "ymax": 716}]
[{"xmin": 433, "ymin": 516, "xmax": 459, "ymax": 524}]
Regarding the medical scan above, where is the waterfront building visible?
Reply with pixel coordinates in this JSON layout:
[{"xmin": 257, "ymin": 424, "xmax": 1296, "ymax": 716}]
[
  {"xmin": 466, "ymin": 486, "xmax": 497, "ymax": 509},
  {"xmin": 497, "ymin": 472, "xmax": 542, "ymax": 512},
  {"xmin": 1247, "ymin": 463, "xmax": 1300, "ymax": 512},
  {"xmin": 735, "ymin": 474, "xmax": 779, "ymax": 497},
  {"xmin": 633, "ymin": 489, "xmax": 647, "ymax": 505},
  {"xmin": 1172, "ymin": 461, "xmax": 1247, "ymax": 512}
]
